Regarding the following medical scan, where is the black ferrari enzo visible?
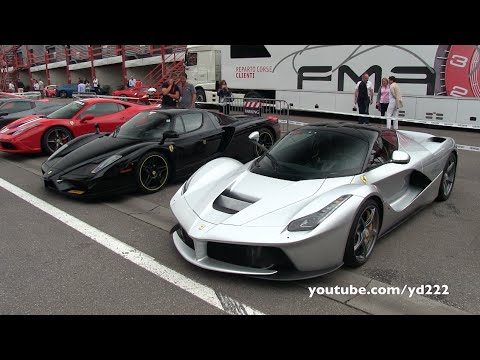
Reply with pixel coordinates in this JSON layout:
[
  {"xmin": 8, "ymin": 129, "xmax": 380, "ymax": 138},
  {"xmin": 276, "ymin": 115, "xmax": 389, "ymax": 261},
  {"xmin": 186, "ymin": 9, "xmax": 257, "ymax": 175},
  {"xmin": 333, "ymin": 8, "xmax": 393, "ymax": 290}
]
[{"xmin": 41, "ymin": 108, "xmax": 280, "ymax": 197}]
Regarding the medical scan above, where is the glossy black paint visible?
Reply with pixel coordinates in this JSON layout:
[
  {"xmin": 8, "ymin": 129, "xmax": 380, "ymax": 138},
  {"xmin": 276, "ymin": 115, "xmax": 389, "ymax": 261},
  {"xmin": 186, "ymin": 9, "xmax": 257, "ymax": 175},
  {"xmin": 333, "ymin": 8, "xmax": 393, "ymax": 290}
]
[{"xmin": 41, "ymin": 109, "xmax": 281, "ymax": 197}]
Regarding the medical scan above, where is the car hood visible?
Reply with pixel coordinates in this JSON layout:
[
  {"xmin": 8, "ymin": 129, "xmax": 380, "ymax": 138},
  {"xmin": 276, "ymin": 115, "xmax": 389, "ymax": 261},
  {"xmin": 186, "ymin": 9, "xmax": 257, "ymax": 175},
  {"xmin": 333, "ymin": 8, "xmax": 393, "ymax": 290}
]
[
  {"xmin": 46, "ymin": 136, "xmax": 139, "ymax": 172},
  {"xmin": 184, "ymin": 168, "xmax": 354, "ymax": 226},
  {"xmin": 0, "ymin": 114, "xmax": 46, "ymax": 133}
]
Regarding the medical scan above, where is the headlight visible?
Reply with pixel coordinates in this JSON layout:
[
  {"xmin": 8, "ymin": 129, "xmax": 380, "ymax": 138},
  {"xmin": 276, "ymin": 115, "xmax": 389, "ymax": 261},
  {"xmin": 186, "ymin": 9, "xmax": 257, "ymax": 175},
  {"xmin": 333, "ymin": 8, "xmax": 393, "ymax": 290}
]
[
  {"xmin": 287, "ymin": 195, "xmax": 352, "ymax": 232},
  {"xmin": 181, "ymin": 168, "xmax": 201, "ymax": 195},
  {"xmin": 48, "ymin": 143, "xmax": 69, "ymax": 161},
  {"xmin": 12, "ymin": 123, "xmax": 39, "ymax": 135},
  {"xmin": 91, "ymin": 155, "xmax": 122, "ymax": 174},
  {"xmin": 181, "ymin": 176, "xmax": 193, "ymax": 195}
]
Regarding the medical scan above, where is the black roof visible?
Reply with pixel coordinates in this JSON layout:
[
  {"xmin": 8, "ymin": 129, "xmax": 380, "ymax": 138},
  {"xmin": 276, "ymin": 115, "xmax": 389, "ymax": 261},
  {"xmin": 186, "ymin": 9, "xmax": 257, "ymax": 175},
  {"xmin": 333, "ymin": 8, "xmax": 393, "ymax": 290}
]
[{"xmin": 304, "ymin": 122, "xmax": 382, "ymax": 134}]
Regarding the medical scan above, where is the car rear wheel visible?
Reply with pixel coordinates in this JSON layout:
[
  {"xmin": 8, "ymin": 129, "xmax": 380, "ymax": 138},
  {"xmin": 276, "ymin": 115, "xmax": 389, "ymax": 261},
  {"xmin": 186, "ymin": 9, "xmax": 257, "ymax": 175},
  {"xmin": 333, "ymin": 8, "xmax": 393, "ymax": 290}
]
[
  {"xmin": 119, "ymin": 95, "xmax": 127, "ymax": 100},
  {"xmin": 343, "ymin": 198, "xmax": 381, "ymax": 267},
  {"xmin": 255, "ymin": 128, "xmax": 275, "ymax": 157},
  {"xmin": 41, "ymin": 126, "xmax": 73, "ymax": 155},
  {"xmin": 59, "ymin": 90, "xmax": 67, "ymax": 98},
  {"xmin": 136, "ymin": 152, "xmax": 170, "ymax": 194},
  {"xmin": 436, "ymin": 152, "xmax": 457, "ymax": 201}
]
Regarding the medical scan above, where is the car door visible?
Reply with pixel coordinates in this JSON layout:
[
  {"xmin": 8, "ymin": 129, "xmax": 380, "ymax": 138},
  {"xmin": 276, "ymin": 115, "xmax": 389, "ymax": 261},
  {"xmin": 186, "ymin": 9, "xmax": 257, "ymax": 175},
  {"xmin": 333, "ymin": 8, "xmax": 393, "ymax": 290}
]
[
  {"xmin": 363, "ymin": 130, "xmax": 413, "ymax": 209},
  {"xmin": 171, "ymin": 112, "xmax": 223, "ymax": 174},
  {"xmin": 75, "ymin": 102, "xmax": 124, "ymax": 133}
]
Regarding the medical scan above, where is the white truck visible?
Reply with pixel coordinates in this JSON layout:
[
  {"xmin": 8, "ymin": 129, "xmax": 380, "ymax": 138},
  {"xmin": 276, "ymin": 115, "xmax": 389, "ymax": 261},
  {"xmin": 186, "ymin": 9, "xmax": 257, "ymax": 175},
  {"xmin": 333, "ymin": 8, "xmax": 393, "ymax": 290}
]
[{"xmin": 185, "ymin": 45, "xmax": 480, "ymax": 128}]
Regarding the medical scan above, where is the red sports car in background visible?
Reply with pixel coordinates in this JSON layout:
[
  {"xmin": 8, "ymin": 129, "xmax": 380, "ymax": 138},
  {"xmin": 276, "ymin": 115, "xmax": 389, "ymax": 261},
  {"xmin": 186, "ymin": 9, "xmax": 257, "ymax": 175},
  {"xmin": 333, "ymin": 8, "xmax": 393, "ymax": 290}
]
[
  {"xmin": 45, "ymin": 85, "xmax": 57, "ymax": 98},
  {"xmin": 113, "ymin": 86, "xmax": 160, "ymax": 101},
  {"xmin": 0, "ymin": 98, "xmax": 153, "ymax": 155}
]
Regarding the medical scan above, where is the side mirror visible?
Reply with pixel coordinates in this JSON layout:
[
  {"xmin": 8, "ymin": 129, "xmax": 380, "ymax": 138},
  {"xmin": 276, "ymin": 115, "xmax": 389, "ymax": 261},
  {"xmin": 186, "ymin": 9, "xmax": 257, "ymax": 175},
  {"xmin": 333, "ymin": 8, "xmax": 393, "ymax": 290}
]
[
  {"xmin": 81, "ymin": 114, "xmax": 94, "ymax": 122},
  {"xmin": 163, "ymin": 130, "xmax": 179, "ymax": 140},
  {"xmin": 391, "ymin": 150, "xmax": 410, "ymax": 164},
  {"xmin": 248, "ymin": 131, "xmax": 260, "ymax": 143}
]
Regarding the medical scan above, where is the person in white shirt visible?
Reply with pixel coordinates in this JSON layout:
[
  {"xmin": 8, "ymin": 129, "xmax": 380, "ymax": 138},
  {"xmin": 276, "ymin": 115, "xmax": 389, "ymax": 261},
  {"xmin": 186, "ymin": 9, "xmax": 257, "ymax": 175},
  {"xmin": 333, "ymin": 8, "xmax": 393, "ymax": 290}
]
[
  {"xmin": 33, "ymin": 79, "xmax": 40, "ymax": 91},
  {"xmin": 353, "ymin": 73, "xmax": 374, "ymax": 124},
  {"xmin": 92, "ymin": 77, "xmax": 99, "ymax": 94},
  {"xmin": 128, "ymin": 76, "xmax": 136, "ymax": 88},
  {"xmin": 8, "ymin": 81, "xmax": 15, "ymax": 92}
]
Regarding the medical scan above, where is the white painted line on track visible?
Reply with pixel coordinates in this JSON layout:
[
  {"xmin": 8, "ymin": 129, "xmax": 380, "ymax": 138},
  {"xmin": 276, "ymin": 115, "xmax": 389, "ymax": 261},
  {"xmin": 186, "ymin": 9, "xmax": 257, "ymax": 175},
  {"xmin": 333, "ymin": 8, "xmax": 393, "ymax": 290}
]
[
  {"xmin": 0, "ymin": 177, "xmax": 264, "ymax": 315},
  {"xmin": 279, "ymin": 120, "xmax": 480, "ymax": 152}
]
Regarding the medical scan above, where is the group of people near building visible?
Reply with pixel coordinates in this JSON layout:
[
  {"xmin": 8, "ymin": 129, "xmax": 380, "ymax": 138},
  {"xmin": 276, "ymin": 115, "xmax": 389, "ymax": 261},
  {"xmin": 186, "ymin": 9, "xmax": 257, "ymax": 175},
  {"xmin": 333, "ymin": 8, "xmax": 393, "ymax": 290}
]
[
  {"xmin": 138, "ymin": 72, "xmax": 197, "ymax": 109},
  {"xmin": 354, "ymin": 73, "xmax": 403, "ymax": 129}
]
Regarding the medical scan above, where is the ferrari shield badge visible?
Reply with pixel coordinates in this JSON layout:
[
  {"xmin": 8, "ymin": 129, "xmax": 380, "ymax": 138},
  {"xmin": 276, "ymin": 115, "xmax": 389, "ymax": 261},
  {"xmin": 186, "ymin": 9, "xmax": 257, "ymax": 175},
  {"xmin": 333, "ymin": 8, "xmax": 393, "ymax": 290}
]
[
  {"xmin": 169, "ymin": 145, "xmax": 174, "ymax": 152},
  {"xmin": 70, "ymin": 121, "xmax": 74, "ymax": 125},
  {"xmin": 198, "ymin": 224, "xmax": 205, "ymax": 230},
  {"xmin": 361, "ymin": 175, "xmax": 368, "ymax": 184}
]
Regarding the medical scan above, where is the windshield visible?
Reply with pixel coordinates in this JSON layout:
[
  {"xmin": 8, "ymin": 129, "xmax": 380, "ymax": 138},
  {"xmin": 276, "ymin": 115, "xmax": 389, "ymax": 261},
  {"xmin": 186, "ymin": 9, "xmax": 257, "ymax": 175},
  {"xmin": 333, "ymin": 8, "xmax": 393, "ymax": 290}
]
[
  {"xmin": 251, "ymin": 127, "xmax": 374, "ymax": 180},
  {"xmin": 114, "ymin": 111, "xmax": 172, "ymax": 140},
  {"xmin": 46, "ymin": 100, "xmax": 86, "ymax": 119}
]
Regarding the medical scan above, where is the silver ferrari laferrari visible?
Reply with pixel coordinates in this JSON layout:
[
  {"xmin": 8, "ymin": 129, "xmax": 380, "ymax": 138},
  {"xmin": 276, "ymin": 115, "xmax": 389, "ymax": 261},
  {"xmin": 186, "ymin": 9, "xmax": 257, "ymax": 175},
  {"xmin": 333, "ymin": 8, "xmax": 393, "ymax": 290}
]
[{"xmin": 170, "ymin": 123, "xmax": 457, "ymax": 280}]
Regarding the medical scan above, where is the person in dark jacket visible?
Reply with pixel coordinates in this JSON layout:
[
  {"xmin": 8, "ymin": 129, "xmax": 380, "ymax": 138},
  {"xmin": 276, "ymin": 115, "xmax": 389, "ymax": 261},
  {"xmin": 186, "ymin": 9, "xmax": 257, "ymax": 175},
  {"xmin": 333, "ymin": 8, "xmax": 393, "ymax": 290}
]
[{"xmin": 217, "ymin": 79, "xmax": 232, "ymax": 114}]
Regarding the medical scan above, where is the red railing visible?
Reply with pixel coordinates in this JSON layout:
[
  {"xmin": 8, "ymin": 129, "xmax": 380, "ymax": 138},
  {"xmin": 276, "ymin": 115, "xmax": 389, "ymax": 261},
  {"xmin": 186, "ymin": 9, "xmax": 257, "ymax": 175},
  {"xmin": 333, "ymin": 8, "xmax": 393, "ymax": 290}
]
[{"xmin": 142, "ymin": 45, "xmax": 186, "ymax": 88}]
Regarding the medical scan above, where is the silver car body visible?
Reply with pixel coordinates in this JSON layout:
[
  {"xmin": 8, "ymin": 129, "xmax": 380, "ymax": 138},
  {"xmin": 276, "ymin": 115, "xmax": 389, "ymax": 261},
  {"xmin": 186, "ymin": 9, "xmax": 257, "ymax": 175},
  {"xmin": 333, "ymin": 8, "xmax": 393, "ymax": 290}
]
[{"xmin": 170, "ymin": 124, "xmax": 457, "ymax": 280}]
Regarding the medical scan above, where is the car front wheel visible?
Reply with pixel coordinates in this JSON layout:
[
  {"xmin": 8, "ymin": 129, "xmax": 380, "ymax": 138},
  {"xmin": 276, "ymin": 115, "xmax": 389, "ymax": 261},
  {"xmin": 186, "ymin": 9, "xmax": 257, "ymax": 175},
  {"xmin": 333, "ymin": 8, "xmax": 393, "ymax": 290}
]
[
  {"xmin": 41, "ymin": 126, "xmax": 73, "ymax": 155},
  {"xmin": 343, "ymin": 198, "xmax": 381, "ymax": 267},
  {"xmin": 136, "ymin": 152, "xmax": 170, "ymax": 194},
  {"xmin": 436, "ymin": 152, "xmax": 457, "ymax": 201}
]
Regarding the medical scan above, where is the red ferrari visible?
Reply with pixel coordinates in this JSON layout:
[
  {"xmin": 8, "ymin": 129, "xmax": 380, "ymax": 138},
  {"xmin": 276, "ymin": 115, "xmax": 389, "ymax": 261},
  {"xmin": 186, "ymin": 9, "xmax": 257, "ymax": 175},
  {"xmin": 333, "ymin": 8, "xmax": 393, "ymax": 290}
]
[
  {"xmin": 112, "ymin": 86, "xmax": 160, "ymax": 102},
  {"xmin": 0, "ymin": 98, "xmax": 153, "ymax": 155}
]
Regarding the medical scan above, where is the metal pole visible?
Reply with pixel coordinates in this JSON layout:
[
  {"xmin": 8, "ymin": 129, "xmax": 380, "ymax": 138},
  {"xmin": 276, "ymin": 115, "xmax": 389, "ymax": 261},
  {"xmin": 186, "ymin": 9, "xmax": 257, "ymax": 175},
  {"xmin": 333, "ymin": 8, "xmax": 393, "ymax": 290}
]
[
  {"xmin": 45, "ymin": 51, "xmax": 50, "ymax": 86},
  {"xmin": 89, "ymin": 46, "xmax": 96, "ymax": 82},
  {"xmin": 121, "ymin": 45, "xmax": 127, "ymax": 89},
  {"xmin": 65, "ymin": 46, "xmax": 71, "ymax": 84}
]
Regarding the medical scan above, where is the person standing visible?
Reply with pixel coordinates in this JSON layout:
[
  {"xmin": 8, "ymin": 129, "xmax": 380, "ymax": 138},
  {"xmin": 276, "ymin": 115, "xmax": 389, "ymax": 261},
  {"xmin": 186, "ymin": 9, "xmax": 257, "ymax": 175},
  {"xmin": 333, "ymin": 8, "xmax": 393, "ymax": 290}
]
[
  {"xmin": 217, "ymin": 79, "xmax": 232, "ymax": 114},
  {"xmin": 354, "ymin": 73, "xmax": 374, "ymax": 124},
  {"xmin": 376, "ymin": 77, "xmax": 390, "ymax": 117},
  {"xmin": 77, "ymin": 80, "xmax": 86, "ymax": 93},
  {"xmin": 33, "ymin": 79, "xmax": 40, "ymax": 91},
  {"xmin": 8, "ymin": 81, "xmax": 15, "ymax": 93},
  {"xmin": 161, "ymin": 77, "xmax": 180, "ymax": 108},
  {"xmin": 177, "ymin": 72, "xmax": 196, "ymax": 109},
  {"xmin": 386, "ymin": 76, "xmax": 403, "ymax": 130},
  {"xmin": 93, "ymin": 77, "xmax": 99, "ymax": 94},
  {"xmin": 128, "ymin": 76, "xmax": 136, "ymax": 88},
  {"xmin": 38, "ymin": 79, "xmax": 45, "ymax": 99},
  {"xmin": 17, "ymin": 79, "xmax": 25, "ymax": 93}
]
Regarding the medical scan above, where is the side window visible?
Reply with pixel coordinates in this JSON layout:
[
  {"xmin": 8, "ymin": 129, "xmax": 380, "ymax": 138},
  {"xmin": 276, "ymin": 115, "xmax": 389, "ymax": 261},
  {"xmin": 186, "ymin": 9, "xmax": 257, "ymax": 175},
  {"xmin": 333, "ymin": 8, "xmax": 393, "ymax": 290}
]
[
  {"xmin": 181, "ymin": 112, "xmax": 203, "ymax": 132},
  {"xmin": 370, "ymin": 136, "xmax": 389, "ymax": 167},
  {"xmin": 202, "ymin": 113, "xmax": 217, "ymax": 131},
  {"xmin": 173, "ymin": 116, "xmax": 185, "ymax": 134},
  {"xmin": 209, "ymin": 111, "xmax": 237, "ymax": 126},
  {"xmin": 9, "ymin": 101, "xmax": 33, "ymax": 113},
  {"xmin": 81, "ymin": 102, "xmax": 120, "ymax": 118},
  {"xmin": 116, "ymin": 103, "xmax": 127, "ymax": 111},
  {"xmin": 381, "ymin": 129, "xmax": 398, "ymax": 159}
]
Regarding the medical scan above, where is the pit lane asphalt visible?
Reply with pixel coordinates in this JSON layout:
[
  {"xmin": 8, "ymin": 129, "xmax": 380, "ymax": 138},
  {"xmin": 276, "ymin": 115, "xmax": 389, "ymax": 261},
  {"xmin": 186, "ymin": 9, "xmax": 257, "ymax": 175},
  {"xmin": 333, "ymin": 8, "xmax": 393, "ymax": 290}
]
[{"xmin": 0, "ymin": 100, "xmax": 478, "ymax": 314}]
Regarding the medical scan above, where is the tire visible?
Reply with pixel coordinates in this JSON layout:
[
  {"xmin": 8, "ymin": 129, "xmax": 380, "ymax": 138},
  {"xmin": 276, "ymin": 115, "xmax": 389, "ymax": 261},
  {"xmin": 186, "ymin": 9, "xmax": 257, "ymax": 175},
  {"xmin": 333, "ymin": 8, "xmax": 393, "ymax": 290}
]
[
  {"xmin": 254, "ymin": 128, "xmax": 275, "ymax": 157},
  {"xmin": 245, "ymin": 91, "xmax": 263, "ymax": 99},
  {"xmin": 343, "ymin": 198, "xmax": 381, "ymax": 267},
  {"xmin": 196, "ymin": 88, "xmax": 206, "ymax": 102},
  {"xmin": 436, "ymin": 152, "xmax": 457, "ymax": 201},
  {"xmin": 120, "ymin": 95, "xmax": 127, "ymax": 100},
  {"xmin": 59, "ymin": 90, "xmax": 67, "ymax": 98},
  {"xmin": 41, "ymin": 126, "xmax": 74, "ymax": 155},
  {"xmin": 136, "ymin": 152, "xmax": 170, "ymax": 194}
]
